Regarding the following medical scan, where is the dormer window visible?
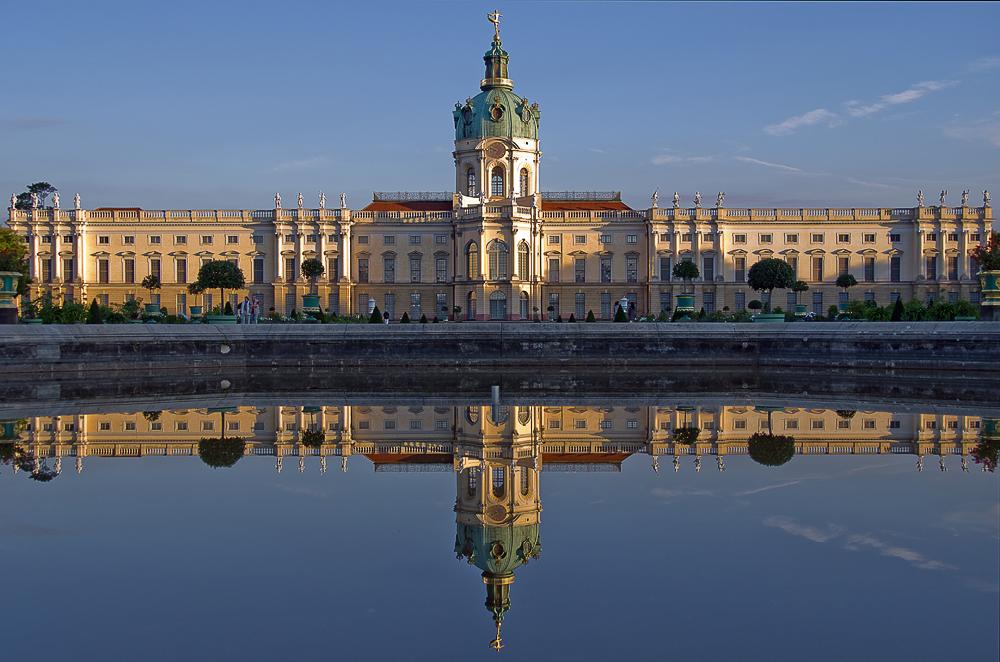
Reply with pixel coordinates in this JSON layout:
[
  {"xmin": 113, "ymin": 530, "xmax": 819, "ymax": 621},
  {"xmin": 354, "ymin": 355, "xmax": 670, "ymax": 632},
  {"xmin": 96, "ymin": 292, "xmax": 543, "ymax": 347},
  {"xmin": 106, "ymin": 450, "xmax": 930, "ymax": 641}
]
[{"xmin": 466, "ymin": 168, "xmax": 476, "ymax": 196}]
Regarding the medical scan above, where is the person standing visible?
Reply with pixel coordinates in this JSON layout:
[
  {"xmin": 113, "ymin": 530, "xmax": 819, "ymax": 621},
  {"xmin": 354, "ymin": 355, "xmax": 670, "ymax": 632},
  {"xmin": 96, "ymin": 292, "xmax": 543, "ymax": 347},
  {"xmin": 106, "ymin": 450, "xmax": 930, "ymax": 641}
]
[
  {"xmin": 250, "ymin": 296, "xmax": 260, "ymax": 324},
  {"xmin": 383, "ymin": 310, "xmax": 390, "ymax": 324},
  {"xmin": 241, "ymin": 296, "xmax": 251, "ymax": 324}
]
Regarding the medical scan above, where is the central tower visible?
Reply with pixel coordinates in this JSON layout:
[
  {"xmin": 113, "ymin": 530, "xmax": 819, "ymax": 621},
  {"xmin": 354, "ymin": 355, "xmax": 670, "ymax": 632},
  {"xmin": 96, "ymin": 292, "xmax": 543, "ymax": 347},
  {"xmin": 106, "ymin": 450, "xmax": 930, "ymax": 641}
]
[{"xmin": 453, "ymin": 16, "xmax": 541, "ymax": 203}]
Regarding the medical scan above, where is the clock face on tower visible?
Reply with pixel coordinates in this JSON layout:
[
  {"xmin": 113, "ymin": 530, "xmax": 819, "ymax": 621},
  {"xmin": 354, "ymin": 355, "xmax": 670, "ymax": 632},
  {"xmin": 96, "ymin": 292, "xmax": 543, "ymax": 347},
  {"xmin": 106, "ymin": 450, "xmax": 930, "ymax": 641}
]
[{"xmin": 486, "ymin": 142, "xmax": 506, "ymax": 159}]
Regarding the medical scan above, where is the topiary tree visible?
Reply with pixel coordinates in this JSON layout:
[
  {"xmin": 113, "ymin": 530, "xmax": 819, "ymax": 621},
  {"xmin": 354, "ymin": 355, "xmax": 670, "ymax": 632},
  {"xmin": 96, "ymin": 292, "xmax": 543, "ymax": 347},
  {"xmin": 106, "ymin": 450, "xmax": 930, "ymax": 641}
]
[
  {"xmin": 747, "ymin": 258, "xmax": 795, "ymax": 313},
  {"xmin": 419, "ymin": 313, "xmax": 428, "ymax": 323},
  {"xmin": 140, "ymin": 274, "xmax": 161, "ymax": 305},
  {"xmin": 672, "ymin": 260, "xmax": 700, "ymax": 289},
  {"xmin": 747, "ymin": 432, "xmax": 796, "ymax": 467},
  {"xmin": 368, "ymin": 305, "xmax": 382, "ymax": 324},
  {"xmin": 300, "ymin": 258, "xmax": 325, "ymax": 295},
  {"xmin": 791, "ymin": 280, "xmax": 809, "ymax": 306},
  {"xmin": 836, "ymin": 273, "xmax": 858, "ymax": 301},
  {"xmin": 400, "ymin": 311, "xmax": 411, "ymax": 323},
  {"xmin": 748, "ymin": 300, "xmax": 763, "ymax": 313},
  {"xmin": 87, "ymin": 298, "xmax": 102, "ymax": 324},
  {"xmin": 585, "ymin": 309, "xmax": 596, "ymax": 323},
  {"xmin": 198, "ymin": 436, "xmax": 246, "ymax": 469},
  {"xmin": 194, "ymin": 261, "xmax": 245, "ymax": 315},
  {"xmin": 613, "ymin": 305, "xmax": 628, "ymax": 323},
  {"xmin": 568, "ymin": 313, "xmax": 576, "ymax": 323}
]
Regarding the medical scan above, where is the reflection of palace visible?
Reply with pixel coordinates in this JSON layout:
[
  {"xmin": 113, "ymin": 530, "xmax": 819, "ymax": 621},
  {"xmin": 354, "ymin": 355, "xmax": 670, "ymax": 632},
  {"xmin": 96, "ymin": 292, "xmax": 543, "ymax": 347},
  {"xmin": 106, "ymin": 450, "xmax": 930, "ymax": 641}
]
[
  {"xmin": 7, "ymin": 18, "xmax": 992, "ymax": 320},
  {"xmin": 4, "ymin": 404, "xmax": 989, "ymax": 646}
]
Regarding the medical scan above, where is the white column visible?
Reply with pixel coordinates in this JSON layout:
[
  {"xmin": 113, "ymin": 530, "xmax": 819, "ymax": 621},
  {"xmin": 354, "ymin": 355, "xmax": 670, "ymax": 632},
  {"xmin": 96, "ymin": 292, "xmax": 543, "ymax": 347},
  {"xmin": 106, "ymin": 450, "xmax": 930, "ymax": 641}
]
[{"xmin": 275, "ymin": 231, "xmax": 284, "ymax": 281}]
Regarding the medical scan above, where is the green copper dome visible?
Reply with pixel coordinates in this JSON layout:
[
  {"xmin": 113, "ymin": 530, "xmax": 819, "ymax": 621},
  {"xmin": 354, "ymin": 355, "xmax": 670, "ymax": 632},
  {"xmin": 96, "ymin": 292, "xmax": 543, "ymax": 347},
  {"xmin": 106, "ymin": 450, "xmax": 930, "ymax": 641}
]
[
  {"xmin": 453, "ymin": 36, "xmax": 540, "ymax": 141},
  {"xmin": 455, "ymin": 522, "xmax": 541, "ymax": 576}
]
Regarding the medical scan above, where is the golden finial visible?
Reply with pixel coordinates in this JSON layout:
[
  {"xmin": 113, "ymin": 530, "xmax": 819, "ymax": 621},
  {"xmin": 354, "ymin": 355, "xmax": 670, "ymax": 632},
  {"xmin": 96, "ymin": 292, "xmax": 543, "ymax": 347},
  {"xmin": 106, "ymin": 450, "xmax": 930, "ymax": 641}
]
[
  {"xmin": 489, "ymin": 623, "xmax": 504, "ymax": 651},
  {"xmin": 487, "ymin": 9, "xmax": 503, "ymax": 38}
]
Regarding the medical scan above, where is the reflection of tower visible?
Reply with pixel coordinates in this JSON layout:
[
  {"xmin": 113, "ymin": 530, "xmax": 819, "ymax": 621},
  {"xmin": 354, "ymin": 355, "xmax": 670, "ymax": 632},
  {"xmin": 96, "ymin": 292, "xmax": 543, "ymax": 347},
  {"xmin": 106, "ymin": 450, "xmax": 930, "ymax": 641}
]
[{"xmin": 454, "ymin": 405, "xmax": 541, "ymax": 650}]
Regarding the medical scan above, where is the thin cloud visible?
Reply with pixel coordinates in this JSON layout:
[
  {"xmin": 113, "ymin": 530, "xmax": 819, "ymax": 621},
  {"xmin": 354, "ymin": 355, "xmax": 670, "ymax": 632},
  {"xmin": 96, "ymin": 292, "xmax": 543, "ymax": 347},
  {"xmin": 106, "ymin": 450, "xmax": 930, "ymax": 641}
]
[
  {"xmin": 736, "ymin": 480, "xmax": 802, "ymax": 496},
  {"xmin": 2, "ymin": 117, "xmax": 71, "ymax": 131},
  {"xmin": 651, "ymin": 152, "xmax": 714, "ymax": 166},
  {"xmin": 763, "ymin": 109, "xmax": 842, "ymax": 136},
  {"xmin": 943, "ymin": 115, "xmax": 1000, "ymax": 147},
  {"xmin": 764, "ymin": 515, "xmax": 843, "ymax": 542},
  {"xmin": 652, "ymin": 487, "xmax": 713, "ymax": 498},
  {"xmin": 269, "ymin": 156, "xmax": 331, "ymax": 172},
  {"xmin": 966, "ymin": 56, "xmax": 1000, "ymax": 72},
  {"xmin": 734, "ymin": 156, "xmax": 802, "ymax": 172},
  {"xmin": 848, "ymin": 178, "xmax": 896, "ymax": 189},
  {"xmin": 588, "ymin": 148, "xmax": 605, "ymax": 154},
  {"xmin": 844, "ymin": 80, "xmax": 956, "ymax": 118}
]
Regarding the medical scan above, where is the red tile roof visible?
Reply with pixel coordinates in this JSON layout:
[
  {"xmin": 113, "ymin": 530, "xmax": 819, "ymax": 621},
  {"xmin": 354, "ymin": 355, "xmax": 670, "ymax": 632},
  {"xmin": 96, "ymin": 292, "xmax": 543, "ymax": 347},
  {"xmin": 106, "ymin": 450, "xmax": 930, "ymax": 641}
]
[
  {"xmin": 540, "ymin": 200, "xmax": 632, "ymax": 211},
  {"xmin": 361, "ymin": 201, "xmax": 454, "ymax": 212}
]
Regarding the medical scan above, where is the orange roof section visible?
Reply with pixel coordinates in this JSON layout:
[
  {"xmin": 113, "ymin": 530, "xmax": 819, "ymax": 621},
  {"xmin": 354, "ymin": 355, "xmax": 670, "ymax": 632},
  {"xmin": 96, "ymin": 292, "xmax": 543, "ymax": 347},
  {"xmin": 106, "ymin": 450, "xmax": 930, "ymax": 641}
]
[
  {"xmin": 540, "ymin": 200, "xmax": 631, "ymax": 211},
  {"xmin": 361, "ymin": 201, "xmax": 454, "ymax": 212}
]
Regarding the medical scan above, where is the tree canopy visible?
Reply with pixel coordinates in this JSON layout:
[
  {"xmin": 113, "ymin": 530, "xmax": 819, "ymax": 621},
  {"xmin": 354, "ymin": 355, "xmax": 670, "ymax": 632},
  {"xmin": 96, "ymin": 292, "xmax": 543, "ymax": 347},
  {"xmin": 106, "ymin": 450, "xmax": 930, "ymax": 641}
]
[
  {"xmin": 194, "ymin": 260, "xmax": 245, "ymax": 305},
  {"xmin": 836, "ymin": 273, "xmax": 858, "ymax": 290},
  {"xmin": 14, "ymin": 182, "xmax": 57, "ymax": 210},
  {"xmin": 0, "ymin": 228, "xmax": 31, "ymax": 297},
  {"xmin": 141, "ymin": 274, "xmax": 161, "ymax": 293},
  {"xmin": 747, "ymin": 258, "xmax": 795, "ymax": 294},
  {"xmin": 970, "ymin": 230, "xmax": 1000, "ymax": 272},
  {"xmin": 672, "ymin": 260, "xmax": 700, "ymax": 282},
  {"xmin": 300, "ymin": 258, "xmax": 325, "ymax": 280},
  {"xmin": 747, "ymin": 432, "xmax": 796, "ymax": 467}
]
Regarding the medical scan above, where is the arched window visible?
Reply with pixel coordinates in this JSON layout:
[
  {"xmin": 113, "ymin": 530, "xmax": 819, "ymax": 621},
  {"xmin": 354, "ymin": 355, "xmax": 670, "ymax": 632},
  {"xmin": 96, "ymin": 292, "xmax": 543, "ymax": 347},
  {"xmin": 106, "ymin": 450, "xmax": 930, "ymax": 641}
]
[
  {"xmin": 467, "ymin": 291, "xmax": 477, "ymax": 320},
  {"xmin": 520, "ymin": 469, "xmax": 530, "ymax": 497},
  {"xmin": 466, "ymin": 168, "xmax": 476, "ymax": 196},
  {"xmin": 517, "ymin": 406, "xmax": 530, "ymax": 425},
  {"xmin": 517, "ymin": 241, "xmax": 529, "ymax": 281},
  {"xmin": 466, "ymin": 406, "xmax": 479, "ymax": 424},
  {"xmin": 490, "ymin": 405, "xmax": 509, "ymax": 425},
  {"xmin": 468, "ymin": 470, "xmax": 477, "ymax": 495},
  {"xmin": 519, "ymin": 168, "xmax": 529, "ymax": 197},
  {"xmin": 489, "ymin": 290, "xmax": 507, "ymax": 320},
  {"xmin": 491, "ymin": 167, "xmax": 504, "ymax": 197},
  {"xmin": 488, "ymin": 240, "xmax": 508, "ymax": 280},
  {"xmin": 467, "ymin": 242, "xmax": 479, "ymax": 278},
  {"xmin": 492, "ymin": 466, "xmax": 505, "ymax": 498},
  {"xmin": 519, "ymin": 291, "xmax": 528, "ymax": 320}
]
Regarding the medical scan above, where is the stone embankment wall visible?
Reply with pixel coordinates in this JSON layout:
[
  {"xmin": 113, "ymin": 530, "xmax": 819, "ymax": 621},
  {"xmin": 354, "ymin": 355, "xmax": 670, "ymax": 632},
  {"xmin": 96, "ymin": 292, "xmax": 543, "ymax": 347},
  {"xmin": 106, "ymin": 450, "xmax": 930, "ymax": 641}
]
[{"xmin": 1, "ymin": 322, "xmax": 997, "ymax": 373}]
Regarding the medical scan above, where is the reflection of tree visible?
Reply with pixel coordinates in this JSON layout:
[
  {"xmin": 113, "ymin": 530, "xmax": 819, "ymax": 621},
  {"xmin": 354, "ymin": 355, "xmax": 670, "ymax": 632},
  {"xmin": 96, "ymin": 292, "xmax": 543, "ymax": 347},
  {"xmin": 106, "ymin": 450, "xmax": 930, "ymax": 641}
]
[
  {"xmin": 197, "ymin": 408, "xmax": 245, "ymax": 468},
  {"xmin": 142, "ymin": 411, "xmax": 161, "ymax": 422},
  {"xmin": 1, "ymin": 443, "xmax": 59, "ymax": 482},
  {"xmin": 747, "ymin": 432, "xmax": 796, "ymax": 467},
  {"xmin": 970, "ymin": 438, "xmax": 998, "ymax": 473},
  {"xmin": 299, "ymin": 429, "xmax": 324, "ymax": 448},
  {"xmin": 673, "ymin": 427, "xmax": 701, "ymax": 444},
  {"xmin": 836, "ymin": 410, "xmax": 857, "ymax": 420}
]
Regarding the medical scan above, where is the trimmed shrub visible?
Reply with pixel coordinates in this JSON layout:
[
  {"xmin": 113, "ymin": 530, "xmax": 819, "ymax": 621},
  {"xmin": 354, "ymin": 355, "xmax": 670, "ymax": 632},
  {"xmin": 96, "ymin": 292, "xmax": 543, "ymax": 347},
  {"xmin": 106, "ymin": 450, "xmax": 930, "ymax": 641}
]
[
  {"xmin": 419, "ymin": 313, "xmax": 428, "ymax": 323},
  {"xmin": 747, "ymin": 432, "xmax": 796, "ymax": 467},
  {"xmin": 585, "ymin": 309, "xmax": 596, "ymax": 323},
  {"xmin": 400, "ymin": 312, "xmax": 411, "ymax": 323}
]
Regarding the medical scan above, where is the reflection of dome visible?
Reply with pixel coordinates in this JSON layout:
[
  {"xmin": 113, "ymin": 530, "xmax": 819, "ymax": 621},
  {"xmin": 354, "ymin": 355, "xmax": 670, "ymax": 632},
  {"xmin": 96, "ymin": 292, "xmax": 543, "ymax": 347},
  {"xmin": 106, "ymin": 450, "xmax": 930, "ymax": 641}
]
[{"xmin": 454, "ymin": 36, "xmax": 540, "ymax": 141}]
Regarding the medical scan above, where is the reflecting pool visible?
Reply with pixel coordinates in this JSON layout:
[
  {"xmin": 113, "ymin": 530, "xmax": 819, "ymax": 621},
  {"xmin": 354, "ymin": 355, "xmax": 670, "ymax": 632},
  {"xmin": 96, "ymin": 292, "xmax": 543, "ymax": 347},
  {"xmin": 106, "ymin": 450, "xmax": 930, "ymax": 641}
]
[{"xmin": 2, "ymin": 401, "xmax": 997, "ymax": 661}]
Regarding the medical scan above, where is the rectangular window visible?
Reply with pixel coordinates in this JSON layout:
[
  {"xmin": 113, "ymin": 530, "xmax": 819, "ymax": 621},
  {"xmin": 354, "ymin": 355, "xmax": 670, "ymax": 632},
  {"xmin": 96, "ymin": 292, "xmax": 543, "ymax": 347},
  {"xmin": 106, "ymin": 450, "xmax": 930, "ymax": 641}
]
[
  {"xmin": 759, "ymin": 234, "xmax": 772, "ymax": 244},
  {"xmin": 548, "ymin": 293, "xmax": 559, "ymax": 317},
  {"xmin": 175, "ymin": 421, "xmax": 188, "ymax": 431},
  {"xmin": 702, "ymin": 257, "xmax": 714, "ymax": 281},
  {"xmin": 947, "ymin": 256, "xmax": 958, "ymax": 281},
  {"xmin": 837, "ymin": 233, "xmax": 850, "ymax": 243},
  {"xmin": 728, "ymin": 233, "xmax": 746, "ymax": 245},
  {"xmin": 627, "ymin": 420, "xmax": 638, "ymax": 429},
  {"xmin": 784, "ymin": 419, "xmax": 798, "ymax": 430},
  {"xmin": 436, "ymin": 258, "xmax": 447, "ymax": 283},
  {"xmin": 890, "ymin": 233, "xmax": 901, "ymax": 243},
  {"xmin": 175, "ymin": 235, "xmax": 187, "ymax": 245},
  {"xmin": 226, "ymin": 235, "xmax": 239, "ymax": 245},
  {"xmin": 890, "ymin": 256, "xmax": 901, "ymax": 282},
  {"xmin": 599, "ymin": 234, "xmax": 612, "ymax": 244},
  {"xmin": 735, "ymin": 292, "xmax": 745, "ymax": 311},
  {"xmin": 970, "ymin": 233, "xmax": 981, "ymax": 242},
  {"xmin": 358, "ymin": 259, "xmax": 369, "ymax": 283},
  {"xmin": 812, "ymin": 291, "xmax": 823, "ymax": 315},
  {"xmin": 384, "ymin": 258, "xmax": 395, "ymax": 283},
  {"xmin": 435, "ymin": 420, "xmax": 449, "ymax": 430},
  {"xmin": 681, "ymin": 233, "xmax": 693, "ymax": 243},
  {"xmin": 889, "ymin": 420, "xmax": 900, "ymax": 429},
  {"xmin": 149, "ymin": 422, "xmax": 161, "ymax": 431},
  {"xmin": 838, "ymin": 257, "xmax": 849, "ymax": 277},
  {"xmin": 356, "ymin": 235, "xmax": 369, "ymax": 244},
  {"xmin": 253, "ymin": 257, "xmax": 265, "ymax": 283},
  {"xmin": 548, "ymin": 258, "xmax": 560, "ymax": 283},
  {"xmin": 200, "ymin": 235, "xmax": 213, "ymax": 245},
  {"xmin": 925, "ymin": 256, "xmax": 937, "ymax": 280},
  {"xmin": 732, "ymin": 419, "xmax": 747, "ymax": 430},
  {"xmin": 574, "ymin": 235, "xmax": 586, "ymax": 245},
  {"xmin": 409, "ymin": 235, "xmax": 421, "ymax": 245},
  {"xmin": 410, "ymin": 420, "xmax": 422, "ymax": 430},
  {"xmin": 786, "ymin": 256, "xmax": 798, "ymax": 279},
  {"xmin": 734, "ymin": 257, "xmax": 746, "ymax": 282},
  {"xmin": 626, "ymin": 235, "xmax": 638, "ymax": 244},
  {"xmin": 98, "ymin": 259, "xmax": 109, "ymax": 284},
  {"xmin": 251, "ymin": 235, "xmax": 263, "ymax": 245},
  {"xmin": 660, "ymin": 256, "xmax": 671, "ymax": 281},
  {"xmin": 863, "ymin": 234, "xmax": 876, "ymax": 243},
  {"xmin": 626, "ymin": 257, "xmax": 637, "ymax": 283},
  {"xmin": 124, "ymin": 259, "xmax": 135, "ymax": 284},
  {"xmin": 926, "ymin": 233, "xmax": 937, "ymax": 242},
  {"xmin": 811, "ymin": 234, "xmax": 824, "ymax": 244},
  {"xmin": 864, "ymin": 291, "xmax": 875, "ymax": 303},
  {"xmin": 148, "ymin": 235, "xmax": 161, "ymax": 245},
  {"xmin": 202, "ymin": 293, "xmax": 211, "ymax": 311},
  {"xmin": 601, "ymin": 257, "xmax": 612, "ymax": 283},
  {"xmin": 864, "ymin": 257, "xmax": 875, "ymax": 282},
  {"xmin": 176, "ymin": 259, "xmax": 187, "ymax": 284},
  {"xmin": 285, "ymin": 257, "xmax": 296, "ymax": 281},
  {"xmin": 176, "ymin": 293, "xmax": 186, "ymax": 316},
  {"xmin": 202, "ymin": 421, "xmax": 214, "ymax": 431},
  {"xmin": 383, "ymin": 420, "xmax": 397, "ymax": 431},
  {"xmin": 601, "ymin": 292, "xmax": 612, "ymax": 319},
  {"xmin": 228, "ymin": 421, "xmax": 240, "ymax": 431},
  {"xmin": 384, "ymin": 293, "xmax": 395, "ymax": 318},
  {"xmin": 600, "ymin": 420, "xmax": 612, "ymax": 429},
  {"xmin": 383, "ymin": 235, "xmax": 395, "ymax": 245},
  {"xmin": 410, "ymin": 258, "xmax": 421, "ymax": 283},
  {"xmin": 812, "ymin": 257, "xmax": 823, "ymax": 282},
  {"xmin": 785, "ymin": 234, "xmax": 798, "ymax": 244},
  {"xmin": 436, "ymin": 293, "xmax": 447, "ymax": 317},
  {"xmin": 548, "ymin": 420, "xmax": 560, "ymax": 429},
  {"xmin": 99, "ymin": 421, "xmax": 111, "ymax": 431},
  {"xmin": 574, "ymin": 420, "xmax": 587, "ymax": 429},
  {"xmin": 970, "ymin": 292, "xmax": 980, "ymax": 304},
  {"xmin": 703, "ymin": 292, "xmax": 714, "ymax": 314},
  {"xmin": 123, "ymin": 236, "xmax": 135, "ymax": 245},
  {"xmin": 327, "ymin": 257, "xmax": 339, "ymax": 280},
  {"xmin": 548, "ymin": 235, "xmax": 560, "ymax": 245},
  {"xmin": 575, "ymin": 258, "xmax": 586, "ymax": 283},
  {"xmin": 575, "ymin": 292, "xmax": 586, "ymax": 318},
  {"xmin": 890, "ymin": 291, "xmax": 901, "ymax": 303},
  {"xmin": 98, "ymin": 235, "xmax": 110, "ymax": 245},
  {"xmin": 410, "ymin": 293, "xmax": 421, "ymax": 318},
  {"xmin": 63, "ymin": 258, "xmax": 74, "ymax": 281},
  {"xmin": 435, "ymin": 235, "xmax": 447, "ymax": 245},
  {"xmin": 811, "ymin": 420, "xmax": 825, "ymax": 430},
  {"xmin": 358, "ymin": 420, "xmax": 370, "ymax": 430}
]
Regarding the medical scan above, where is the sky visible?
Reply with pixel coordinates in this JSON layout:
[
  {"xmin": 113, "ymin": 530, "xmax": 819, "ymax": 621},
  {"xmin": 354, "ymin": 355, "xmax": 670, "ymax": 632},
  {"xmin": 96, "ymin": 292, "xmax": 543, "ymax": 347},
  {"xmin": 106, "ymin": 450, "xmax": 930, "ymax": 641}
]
[{"xmin": 1, "ymin": 1, "xmax": 998, "ymax": 213}]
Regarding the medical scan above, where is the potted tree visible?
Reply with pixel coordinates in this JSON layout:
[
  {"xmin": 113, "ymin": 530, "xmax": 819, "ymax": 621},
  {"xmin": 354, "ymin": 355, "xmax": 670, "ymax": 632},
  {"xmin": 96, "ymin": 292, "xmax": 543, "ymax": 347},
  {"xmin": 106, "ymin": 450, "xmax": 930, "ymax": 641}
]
[
  {"xmin": 835, "ymin": 273, "xmax": 858, "ymax": 314},
  {"xmin": 747, "ymin": 258, "xmax": 795, "ymax": 323},
  {"xmin": 140, "ymin": 274, "xmax": 161, "ymax": 315},
  {"xmin": 194, "ymin": 260, "xmax": 245, "ymax": 324},
  {"xmin": 791, "ymin": 280, "xmax": 810, "ymax": 318},
  {"xmin": 198, "ymin": 409, "xmax": 245, "ymax": 469},
  {"xmin": 300, "ymin": 257, "xmax": 324, "ymax": 313},
  {"xmin": 971, "ymin": 230, "xmax": 1000, "ymax": 321},
  {"xmin": 672, "ymin": 260, "xmax": 700, "ymax": 318},
  {"xmin": 747, "ymin": 407, "xmax": 796, "ymax": 467},
  {"xmin": 187, "ymin": 282, "xmax": 205, "ymax": 317},
  {"xmin": 0, "ymin": 228, "xmax": 30, "ymax": 325}
]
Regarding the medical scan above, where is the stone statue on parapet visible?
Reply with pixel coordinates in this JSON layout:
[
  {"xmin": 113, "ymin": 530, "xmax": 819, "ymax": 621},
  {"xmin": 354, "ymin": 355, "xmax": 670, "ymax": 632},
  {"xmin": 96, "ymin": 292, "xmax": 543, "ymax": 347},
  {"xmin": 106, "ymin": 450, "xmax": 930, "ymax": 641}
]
[
  {"xmin": 340, "ymin": 193, "xmax": 347, "ymax": 209},
  {"xmin": 984, "ymin": 190, "xmax": 991, "ymax": 207},
  {"xmin": 961, "ymin": 189, "xmax": 969, "ymax": 206},
  {"xmin": 916, "ymin": 190, "xmax": 923, "ymax": 206},
  {"xmin": 9, "ymin": 193, "xmax": 15, "ymax": 209},
  {"xmin": 651, "ymin": 187, "xmax": 659, "ymax": 208},
  {"xmin": 52, "ymin": 192, "xmax": 59, "ymax": 209},
  {"xmin": 673, "ymin": 192, "xmax": 680, "ymax": 208},
  {"xmin": 939, "ymin": 190, "xmax": 947, "ymax": 206},
  {"xmin": 694, "ymin": 191, "xmax": 701, "ymax": 208},
  {"xmin": 319, "ymin": 191, "xmax": 325, "ymax": 209},
  {"xmin": 717, "ymin": 191, "xmax": 725, "ymax": 208},
  {"xmin": 297, "ymin": 192, "xmax": 303, "ymax": 209},
  {"xmin": 274, "ymin": 192, "xmax": 281, "ymax": 209},
  {"xmin": 30, "ymin": 193, "xmax": 37, "ymax": 209},
  {"xmin": 74, "ymin": 193, "xmax": 81, "ymax": 210}
]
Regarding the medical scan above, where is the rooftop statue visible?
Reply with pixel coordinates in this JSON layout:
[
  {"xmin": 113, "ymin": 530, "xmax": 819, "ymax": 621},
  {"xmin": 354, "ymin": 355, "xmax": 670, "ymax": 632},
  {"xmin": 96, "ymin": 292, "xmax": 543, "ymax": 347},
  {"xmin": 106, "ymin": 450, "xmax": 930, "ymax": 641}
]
[
  {"xmin": 340, "ymin": 193, "xmax": 347, "ymax": 209},
  {"xmin": 984, "ymin": 190, "xmax": 991, "ymax": 207},
  {"xmin": 651, "ymin": 187, "xmax": 658, "ymax": 207},
  {"xmin": 274, "ymin": 192, "xmax": 281, "ymax": 209},
  {"xmin": 74, "ymin": 193, "xmax": 81, "ymax": 210},
  {"xmin": 717, "ymin": 191, "xmax": 725, "ymax": 208},
  {"xmin": 917, "ymin": 190, "xmax": 923, "ymax": 206},
  {"xmin": 962, "ymin": 189, "xmax": 969, "ymax": 206},
  {"xmin": 52, "ymin": 192, "xmax": 59, "ymax": 210},
  {"xmin": 9, "ymin": 193, "xmax": 15, "ymax": 209},
  {"xmin": 694, "ymin": 191, "xmax": 701, "ymax": 207},
  {"xmin": 940, "ymin": 190, "xmax": 948, "ymax": 206},
  {"xmin": 319, "ymin": 191, "xmax": 325, "ymax": 209},
  {"xmin": 297, "ymin": 192, "xmax": 303, "ymax": 209},
  {"xmin": 30, "ymin": 193, "xmax": 38, "ymax": 209},
  {"xmin": 672, "ymin": 191, "xmax": 680, "ymax": 208}
]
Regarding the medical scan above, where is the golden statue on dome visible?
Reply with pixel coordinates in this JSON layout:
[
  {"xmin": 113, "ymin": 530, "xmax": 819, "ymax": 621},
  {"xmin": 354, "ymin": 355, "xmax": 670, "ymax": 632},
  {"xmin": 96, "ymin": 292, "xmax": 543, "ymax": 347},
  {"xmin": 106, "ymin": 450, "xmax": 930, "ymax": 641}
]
[{"xmin": 487, "ymin": 10, "xmax": 502, "ymax": 38}]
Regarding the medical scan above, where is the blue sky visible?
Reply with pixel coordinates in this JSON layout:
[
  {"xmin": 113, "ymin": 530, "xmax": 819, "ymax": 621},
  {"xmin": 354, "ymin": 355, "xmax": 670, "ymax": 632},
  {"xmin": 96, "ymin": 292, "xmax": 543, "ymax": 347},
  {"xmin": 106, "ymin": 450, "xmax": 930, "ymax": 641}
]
[{"xmin": 2, "ymin": 1, "xmax": 998, "ymax": 213}]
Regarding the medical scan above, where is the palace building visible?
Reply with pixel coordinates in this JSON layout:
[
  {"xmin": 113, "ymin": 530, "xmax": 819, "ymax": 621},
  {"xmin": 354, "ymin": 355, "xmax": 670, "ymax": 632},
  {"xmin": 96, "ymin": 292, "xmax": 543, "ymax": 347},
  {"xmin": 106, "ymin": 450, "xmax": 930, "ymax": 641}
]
[{"xmin": 6, "ymin": 23, "xmax": 994, "ymax": 319}]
